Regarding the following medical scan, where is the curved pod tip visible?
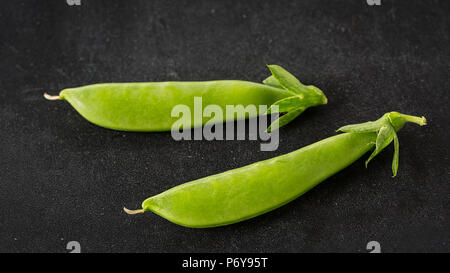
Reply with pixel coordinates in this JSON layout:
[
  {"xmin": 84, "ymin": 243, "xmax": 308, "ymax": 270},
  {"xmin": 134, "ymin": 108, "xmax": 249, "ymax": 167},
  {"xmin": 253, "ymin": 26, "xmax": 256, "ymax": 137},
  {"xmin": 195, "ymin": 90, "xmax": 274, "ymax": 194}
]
[
  {"xmin": 123, "ymin": 207, "xmax": 144, "ymax": 215},
  {"xmin": 43, "ymin": 93, "xmax": 61, "ymax": 101}
]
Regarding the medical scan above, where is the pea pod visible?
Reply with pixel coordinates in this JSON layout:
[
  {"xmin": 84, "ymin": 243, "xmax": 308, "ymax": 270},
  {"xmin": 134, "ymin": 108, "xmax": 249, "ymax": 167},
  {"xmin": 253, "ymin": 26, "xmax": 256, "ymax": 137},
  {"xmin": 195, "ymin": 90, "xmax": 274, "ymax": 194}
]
[
  {"xmin": 124, "ymin": 112, "xmax": 426, "ymax": 228},
  {"xmin": 44, "ymin": 65, "xmax": 327, "ymax": 131}
]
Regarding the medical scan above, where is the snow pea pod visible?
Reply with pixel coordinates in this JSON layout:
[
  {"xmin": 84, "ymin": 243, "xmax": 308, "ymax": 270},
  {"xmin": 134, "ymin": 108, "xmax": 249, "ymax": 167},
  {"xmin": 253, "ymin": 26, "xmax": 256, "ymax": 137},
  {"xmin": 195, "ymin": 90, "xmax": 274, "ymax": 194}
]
[
  {"xmin": 124, "ymin": 112, "xmax": 426, "ymax": 228},
  {"xmin": 44, "ymin": 65, "xmax": 327, "ymax": 131}
]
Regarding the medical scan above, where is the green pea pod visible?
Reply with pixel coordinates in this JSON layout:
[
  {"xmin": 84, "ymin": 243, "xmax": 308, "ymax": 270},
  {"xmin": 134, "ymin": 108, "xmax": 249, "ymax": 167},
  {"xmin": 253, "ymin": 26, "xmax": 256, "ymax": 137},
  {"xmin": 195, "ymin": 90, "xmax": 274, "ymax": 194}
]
[
  {"xmin": 44, "ymin": 65, "xmax": 327, "ymax": 132},
  {"xmin": 125, "ymin": 112, "xmax": 426, "ymax": 228}
]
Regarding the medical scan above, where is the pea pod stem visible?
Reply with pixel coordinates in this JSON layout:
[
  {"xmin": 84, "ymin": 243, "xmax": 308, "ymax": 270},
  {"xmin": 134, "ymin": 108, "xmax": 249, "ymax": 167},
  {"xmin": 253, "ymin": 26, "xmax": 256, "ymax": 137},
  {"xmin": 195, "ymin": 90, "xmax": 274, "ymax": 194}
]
[
  {"xmin": 397, "ymin": 114, "xmax": 426, "ymax": 126},
  {"xmin": 125, "ymin": 112, "xmax": 426, "ymax": 228}
]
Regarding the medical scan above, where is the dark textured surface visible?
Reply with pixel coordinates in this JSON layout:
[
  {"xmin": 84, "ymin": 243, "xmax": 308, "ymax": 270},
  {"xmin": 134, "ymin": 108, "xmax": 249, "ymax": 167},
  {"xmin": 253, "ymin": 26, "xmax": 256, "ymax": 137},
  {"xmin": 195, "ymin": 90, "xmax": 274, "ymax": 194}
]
[{"xmin": 0, "ymin": 0, "xmax": 449, "ymax": 253}]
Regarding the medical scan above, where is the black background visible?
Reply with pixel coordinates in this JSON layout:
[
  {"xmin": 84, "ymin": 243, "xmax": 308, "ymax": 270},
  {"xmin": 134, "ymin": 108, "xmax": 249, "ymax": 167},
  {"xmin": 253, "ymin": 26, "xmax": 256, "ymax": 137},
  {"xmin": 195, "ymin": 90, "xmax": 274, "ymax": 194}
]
[{"xmin": 0, "ymin": 0, "xmax": 448, "ymax": 253}]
